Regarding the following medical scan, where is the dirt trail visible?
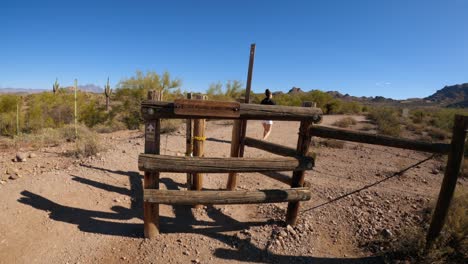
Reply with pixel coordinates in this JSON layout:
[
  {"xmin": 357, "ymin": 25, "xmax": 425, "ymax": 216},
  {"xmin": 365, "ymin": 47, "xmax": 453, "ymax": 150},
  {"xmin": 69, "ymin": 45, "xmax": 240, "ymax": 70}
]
[{"xmin": 0, "ymin": 115, "xmax": 463, "ymax": 263}]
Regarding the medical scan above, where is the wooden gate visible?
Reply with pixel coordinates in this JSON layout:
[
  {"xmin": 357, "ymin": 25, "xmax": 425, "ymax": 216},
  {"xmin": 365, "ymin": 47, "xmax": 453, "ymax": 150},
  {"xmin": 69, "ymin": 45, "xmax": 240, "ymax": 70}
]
[{"xmin": 140, "ymin": 94, "xmax": 322, "ymax": 238}]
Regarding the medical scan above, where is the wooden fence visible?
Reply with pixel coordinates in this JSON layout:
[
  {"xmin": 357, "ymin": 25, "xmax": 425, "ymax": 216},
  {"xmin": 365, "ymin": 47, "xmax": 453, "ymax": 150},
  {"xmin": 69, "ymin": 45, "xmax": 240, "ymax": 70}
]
[
  {"xmin": 140, "ymin": 92, "xmax": 322, "ymax": 238},
  {"xmin": 140, "ymin": 92, "xmax": 467, "ymax": 248}
]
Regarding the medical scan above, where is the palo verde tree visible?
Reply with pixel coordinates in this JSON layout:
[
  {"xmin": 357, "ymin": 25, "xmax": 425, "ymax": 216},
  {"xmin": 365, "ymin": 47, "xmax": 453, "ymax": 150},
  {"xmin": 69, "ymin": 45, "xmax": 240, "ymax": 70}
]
[
  {"xmin": 53, "ymin": 78, "xmax": 60, "ymax": 94},
  {"xmin": 104, "ymin": 77, "xmax": 112, "ymax": 111},
  {"xmin": 206, "ymin": 80, "xmax": 243, "ymax": 100},
  {"xmin": 117, "ymin": 70, "xmax": 181, "ymax": 101},
  {"xmin": 114, "ymin": 70, "xmax": 181, "ymax": 129}
]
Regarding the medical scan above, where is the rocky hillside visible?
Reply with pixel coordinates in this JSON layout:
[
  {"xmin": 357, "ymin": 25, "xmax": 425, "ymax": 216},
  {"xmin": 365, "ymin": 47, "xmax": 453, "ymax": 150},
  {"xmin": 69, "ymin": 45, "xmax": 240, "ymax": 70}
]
[{"xmin": 425, "ymin": 83, "xmax": 468, "ymax": 107}]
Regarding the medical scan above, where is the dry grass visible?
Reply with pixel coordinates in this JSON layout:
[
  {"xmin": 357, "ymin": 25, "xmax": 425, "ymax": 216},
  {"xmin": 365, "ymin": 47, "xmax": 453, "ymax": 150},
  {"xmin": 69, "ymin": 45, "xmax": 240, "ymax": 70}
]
[
  {"xmin": 332, "ymin": 116, "xmax": 357, "ymax": 128},
  {"xmin": 93, "ymin": 120, "xmax": 127, "ymax": 133},
  {"xmin": 320, "ymin": 139, "xmax": 345, "ymax": 149},
  {"xmin": 375, "ymin": 188, "xmax": 468, "ymax": 263},
  {"xmin": 160, "ymin": 119, "xmax": 182, "ymax": 134}
]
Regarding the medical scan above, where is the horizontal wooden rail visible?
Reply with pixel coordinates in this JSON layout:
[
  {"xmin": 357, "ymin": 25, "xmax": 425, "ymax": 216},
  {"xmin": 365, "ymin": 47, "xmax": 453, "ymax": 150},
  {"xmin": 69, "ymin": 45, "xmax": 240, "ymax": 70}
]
[
  {"xmin": 244, "ymin": 137, "xmax": 317, "ymax": 159},
  {"xmin": 310, "ymin": 125, "xmax": 451, "ymax": 154},
  {"xmin": 144, "ymin": 188, "xmax": 311, "ymax": 205},
  {"xmin": 244, "ymin": 137, "xmax": 297, "ymax": 156},
  {"xmin": 141, "ymin": 100, "xmax": 323, "ymax": 121},
  {"xmin": 259, "ymin": 171, "xmax": 311, "ymax": 187},
  {"xmin": 139, "ymin": 154, "xmax": 314, "ymax": 173}
]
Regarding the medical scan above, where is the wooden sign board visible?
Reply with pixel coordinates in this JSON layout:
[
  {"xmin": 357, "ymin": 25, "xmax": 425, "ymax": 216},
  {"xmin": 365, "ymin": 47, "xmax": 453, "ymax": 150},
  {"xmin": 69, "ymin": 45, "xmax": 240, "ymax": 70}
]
[
  {"xmin": 145, "ymin": 122, "xmax": 156, "ymax": 142},
  {"xmin": 174, "ymin": 99, "xmax": 240, "ymax": 118}
]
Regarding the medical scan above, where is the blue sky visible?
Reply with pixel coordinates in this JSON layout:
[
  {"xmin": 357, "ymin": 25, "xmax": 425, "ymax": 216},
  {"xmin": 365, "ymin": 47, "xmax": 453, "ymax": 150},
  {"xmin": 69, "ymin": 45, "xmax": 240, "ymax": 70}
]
[{"xmin": 0, "ymin": 0, "xmax": 467, "ymax": 99}]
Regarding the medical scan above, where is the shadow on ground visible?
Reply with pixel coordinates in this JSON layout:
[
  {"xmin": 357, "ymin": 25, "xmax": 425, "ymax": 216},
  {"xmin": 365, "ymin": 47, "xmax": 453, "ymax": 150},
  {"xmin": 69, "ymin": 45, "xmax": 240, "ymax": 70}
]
[{"xmin": 18, "ymin": 164, "xmax": 383, "ymax": 263}]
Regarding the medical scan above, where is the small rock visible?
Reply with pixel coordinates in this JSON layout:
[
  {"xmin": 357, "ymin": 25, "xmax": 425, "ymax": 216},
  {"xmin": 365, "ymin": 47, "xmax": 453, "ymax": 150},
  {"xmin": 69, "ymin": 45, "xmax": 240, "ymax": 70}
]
[
  {"xmin": 9, "ymin": 173, "xmax": 20, "ymax": 180},
  {"xmin": 183, "ymin": 250, "xmax": 190, "ymax": 256},
  {"xmin": 15, "ymin": 153, "xmax": 27, "ymax": 162},
  {"xmin": 0, "ymin": 180, "xmax": 6, "ymax": 185},
  {"xmin": 279, "ymin": 230, "xmax": 287, "ymax": 238},
  {"xmin": 286, "ymin": 225, "xmax": 297, "ymax": 235},
  {"xmin": 381, "ymin": 228, "xmax": 393, "ymax": 238},
  {"xmin": 28, "ymin": 153, "xmax": 37, "ymax": 158},
  {"xmin": 192, "ymin": 259, "xmax": 200, "ymax": 263},
  {"xmin": 113, "ymin": 198, "xmax": 121, "ymax": 203}
]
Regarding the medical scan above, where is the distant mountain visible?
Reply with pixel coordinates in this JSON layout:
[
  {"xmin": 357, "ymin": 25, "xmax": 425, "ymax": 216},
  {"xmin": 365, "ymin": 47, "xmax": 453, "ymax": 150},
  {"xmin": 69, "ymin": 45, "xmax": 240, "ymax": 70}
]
[
  {"xmin": 0, "ymin": 84, "xmax": 103, "ymax": 94},
  {"xmin": 0, "ymin": 88, "xmax": 46, "ymax": 94},
  {"xmin": 425, "ymin": 83, "xmax": 468, "ymax": 107},
  {"xmin": 288, "ymin": 87, "xmax": 304, "ymax": 94},
  {"xmin": 78, "ymin": 84, "xmax": 103, "ymax": 93}
]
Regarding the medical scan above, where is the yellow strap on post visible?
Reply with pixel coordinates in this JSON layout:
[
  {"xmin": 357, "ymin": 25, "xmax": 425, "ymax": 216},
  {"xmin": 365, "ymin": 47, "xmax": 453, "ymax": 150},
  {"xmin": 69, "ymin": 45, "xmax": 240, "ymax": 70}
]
[{"xmin": 193, "ymin": 136, "xmax": 206, "ymax": 141}]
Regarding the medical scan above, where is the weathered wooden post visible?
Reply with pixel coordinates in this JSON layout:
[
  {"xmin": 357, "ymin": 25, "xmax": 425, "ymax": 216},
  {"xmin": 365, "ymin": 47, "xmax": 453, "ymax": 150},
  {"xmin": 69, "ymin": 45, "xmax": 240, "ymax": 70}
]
[
  {"xmin": 238, "ymin": 43, "xmax": 256, "ymax": 157},
  {"xmin": 286, "ymin": 102, "xmax": 314, "ymax": 226},
  {"xmin": 143, "ymin": 90, "xmax": 161, "ymax": 238},
  {"xmin": 186, "ymin": 92, "xmax": 193, "ymax": 190},
  {"xmin": 426, "ymin": 115, "xmax": 468, "ymax": 247},
  {"xmin": 192, "ymin": 95, "xmax": 207, "ymax": 208},
  {"xmin": 227, "ymin": 119, "xmax": 242, "ymax": 190}
]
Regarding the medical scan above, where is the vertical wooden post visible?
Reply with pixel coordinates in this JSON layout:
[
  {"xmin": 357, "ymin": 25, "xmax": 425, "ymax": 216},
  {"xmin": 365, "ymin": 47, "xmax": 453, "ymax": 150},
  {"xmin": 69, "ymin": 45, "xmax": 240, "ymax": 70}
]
[
  {"xmin": 143, "ymin": 90, "xmax": 161, "ymax": 238},
  {"xmin": 286, "ymin": 102, "xmax": 314, "ymax": 226},
  {"xmin": 186, "ymin": 92, "xmax": 193, "ymax": 190},
  {"xmin": 426, "ymin": 115, "xmax": 468, "ymax": 247},
  {"xmin": 192, "ymin": 95, "xmax": 206, "ymax": 208},
  {"xmin": 227, "ymin": 119, "xmax": 242, "ymax": 190},
  {"xmin": 239, "ymin": 43, "xmax": 256, "ymax": 157}
]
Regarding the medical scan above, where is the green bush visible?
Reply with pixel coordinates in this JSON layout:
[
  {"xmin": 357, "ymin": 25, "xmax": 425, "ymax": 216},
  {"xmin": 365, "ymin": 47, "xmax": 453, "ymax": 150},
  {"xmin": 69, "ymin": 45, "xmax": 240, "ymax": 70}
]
[{"xmin": 368, "ymin": 107, "xmax": 401, "ymax": 136}]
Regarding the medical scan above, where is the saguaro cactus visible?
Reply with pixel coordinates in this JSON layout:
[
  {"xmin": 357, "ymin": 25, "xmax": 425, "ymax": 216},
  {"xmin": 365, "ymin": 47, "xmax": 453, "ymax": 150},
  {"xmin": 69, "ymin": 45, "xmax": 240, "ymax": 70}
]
[
  {"xmin": 104, "ymin": 77, "xmax": 112, "ymax": 111},
  {"xmin": 53, "ymin": 78, "xmax": 60, "ymax": 94}
]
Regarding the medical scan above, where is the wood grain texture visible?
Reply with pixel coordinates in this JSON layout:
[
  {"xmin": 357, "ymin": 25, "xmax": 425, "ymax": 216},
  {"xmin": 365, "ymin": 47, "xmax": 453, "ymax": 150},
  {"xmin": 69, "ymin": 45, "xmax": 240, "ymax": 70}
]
[
  {"xmin": 138, "ymin": 154, "xmax": 314, "ymax": 173},
  {"xmin": 143, "ymin": 91, "xmax": 160, "ymax": 238},
  {"xmin": 286, "ymin": 102, "xmax": 314, "ymax": 226},
  {"xmin": 144, "ymin": 188, "xmax": 311, "ymax": 205},
  {"xmin": 227, "ymin": 120, "xmax": 242, "ymax": 190},
  {"xmin": 427, "ymin": 115, "xmax": 468, "ymax": 246},
  {"xmin": 175, "ymin": 99, "xmax": 240, "ymax": 118},
  {"xmin": 141, "ymin": 101, "xmax": 322, "ymax": 121},
  {"xmin": 185, "ymin": 93, "xmax": 193, "ymax": 190},
  {"xmin": 244, "ymin": 137, "xmax": 298, "ymax": 157},
  {"xmin": 310, "ymin": 125, "xmax": 451, "ymax": 154}
]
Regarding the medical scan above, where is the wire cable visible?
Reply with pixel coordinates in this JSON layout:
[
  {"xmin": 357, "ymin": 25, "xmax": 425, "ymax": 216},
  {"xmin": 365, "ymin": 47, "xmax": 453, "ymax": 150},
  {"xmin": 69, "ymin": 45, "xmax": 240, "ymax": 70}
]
[{"xmin": 300, "ymin": 154, "xmax": 437, "ymax": 214}]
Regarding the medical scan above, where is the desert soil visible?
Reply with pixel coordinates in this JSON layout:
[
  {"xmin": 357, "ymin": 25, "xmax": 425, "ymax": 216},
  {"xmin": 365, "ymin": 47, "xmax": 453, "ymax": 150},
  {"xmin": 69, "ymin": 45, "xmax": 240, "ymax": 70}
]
[{"xmin": 0, "ymin": 115, "xmax": 464, "ymax": 264}]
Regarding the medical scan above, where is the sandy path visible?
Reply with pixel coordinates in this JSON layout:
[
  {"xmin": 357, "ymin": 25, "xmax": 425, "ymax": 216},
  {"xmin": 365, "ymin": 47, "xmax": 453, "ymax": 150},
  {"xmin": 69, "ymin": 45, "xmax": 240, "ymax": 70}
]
[{"xmin": 0, "ymin": 115, "xmax": 462, "ymax": 263}]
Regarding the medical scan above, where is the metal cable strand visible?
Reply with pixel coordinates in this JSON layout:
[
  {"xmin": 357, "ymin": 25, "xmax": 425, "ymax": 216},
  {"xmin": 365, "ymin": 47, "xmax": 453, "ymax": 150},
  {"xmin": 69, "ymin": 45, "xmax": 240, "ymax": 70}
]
[{"xmin": 300, "ymin": 154, "xmax": 437, "ymax": 214}]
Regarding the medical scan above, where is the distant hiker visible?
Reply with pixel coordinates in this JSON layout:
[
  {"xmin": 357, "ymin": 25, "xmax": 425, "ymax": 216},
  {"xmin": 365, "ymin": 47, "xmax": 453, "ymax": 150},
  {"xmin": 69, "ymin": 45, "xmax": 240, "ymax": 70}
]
[{"xmin": 260, "ymin": 89, "xmax": 276, "ymax": 140}]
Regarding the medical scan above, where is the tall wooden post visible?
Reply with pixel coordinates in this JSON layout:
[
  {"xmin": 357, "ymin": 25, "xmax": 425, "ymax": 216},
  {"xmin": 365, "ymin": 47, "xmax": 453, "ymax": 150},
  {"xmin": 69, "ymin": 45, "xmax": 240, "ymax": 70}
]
[
  {"xmin": 286, "ymin": 102, "xmax": 314, "ymax": 226},
  {"xmin": 192, "ymin": 95, "xmax": 206, "ymax": 208},
  {"xmin": 143, "ymin": 90, "xmax": 161, "ymax": 238},
  {"xmin": 239, "ymin": 43, "xmax": 256, "ymax": 157},
  {"xmin": 227, "ymin": 119, "xmax": 242, "ymax": 190},
  {"xmin": 186, "ymin": 92, "xmax": 193, "ymax": 190},
  {"xmin": 426, "ymin": 115, "xmax": 468, "ymax": 246}
]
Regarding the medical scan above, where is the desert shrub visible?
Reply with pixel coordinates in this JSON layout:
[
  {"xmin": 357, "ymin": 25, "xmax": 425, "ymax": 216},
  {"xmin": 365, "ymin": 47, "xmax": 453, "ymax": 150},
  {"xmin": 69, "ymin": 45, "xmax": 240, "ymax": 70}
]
[
  {"xmin": 75, "ymin": 134, "xmax": 100, "ymax": 157},
  {"xmin": 427, "ymin": 127, "xmax": 449, "ymax": 141},
  {"xmin": 339, "ymin": 101, "xmax": 363, "ymax": 114},
  {"xmin": 61, "ymin": 124, "xmax": 101, "ymax": 157},
  {"xmin": 160, "ymin": 119, "xmax": 182, "ymax": 134},
  {"xmin": 379, "ymin": 188, "xmax": 467, "ymax": 263},
  {"xmin": 320, "ymin": 139, "xmax": 345, "ymax": 149},
  {"xmin": 0, "ymin": 95, "xmax": 24, "ymax": 136},
  {"xmin": 360, "ymin": 123, "xmax": 375, "ymax": 131},
  {"xmin": 333, "ymin": 117, "xmax": 357, "ymax": 128},
  {"xmin": 368, "ymin": 107, "xmax": 401, "ymax": 137},
  {"xmin": 405, "ymin": 122, "xmax": 424, "ymax": 135},
  {"xmin": 411, "ymin": 110, "xmax": 426, "ymax": 124},
  {"xmin": 93, "ymin": 120, "xmax": 127, "ymax": 133}
]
